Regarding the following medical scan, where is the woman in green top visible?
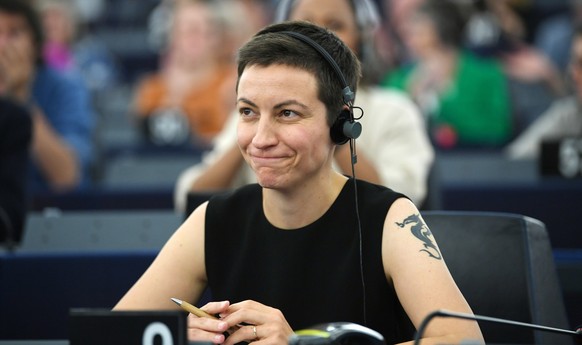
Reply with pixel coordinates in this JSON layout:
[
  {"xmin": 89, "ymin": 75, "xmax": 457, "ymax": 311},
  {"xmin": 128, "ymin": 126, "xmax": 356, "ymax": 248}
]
[{"xmin": 381, "ymin": 0, "xmax": 512, "ymax": 149}]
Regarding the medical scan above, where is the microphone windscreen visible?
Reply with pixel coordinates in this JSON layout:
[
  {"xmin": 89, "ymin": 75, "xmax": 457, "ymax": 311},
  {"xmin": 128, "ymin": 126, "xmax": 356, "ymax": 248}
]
[{"xmin": 575, "ymin": 326, "xmax": 582, "ymax": 345}]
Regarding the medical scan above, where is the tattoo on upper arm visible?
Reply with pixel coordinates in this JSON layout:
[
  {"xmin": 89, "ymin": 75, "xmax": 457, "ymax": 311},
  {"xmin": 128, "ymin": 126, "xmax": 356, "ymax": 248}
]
[{"xmin": 395, "ymin": 214, "xmax": 442, "ymax": 260}]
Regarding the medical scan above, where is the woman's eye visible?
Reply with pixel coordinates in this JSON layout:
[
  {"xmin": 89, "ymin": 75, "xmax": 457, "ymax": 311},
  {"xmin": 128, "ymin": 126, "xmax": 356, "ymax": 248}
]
[
  {"xmin": 239, "ymin": 108, "xmax": 255, "ymax": 117},
  {"xmin": 282, "ymin": 109, "xmax": 298, "ymax": 118}
]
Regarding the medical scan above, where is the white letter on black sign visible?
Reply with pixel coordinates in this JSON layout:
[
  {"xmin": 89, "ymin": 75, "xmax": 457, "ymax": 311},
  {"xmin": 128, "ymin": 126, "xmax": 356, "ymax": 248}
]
[{"xmin": 143, "ymin": 322, "xmax": 174, "ymax": 345}]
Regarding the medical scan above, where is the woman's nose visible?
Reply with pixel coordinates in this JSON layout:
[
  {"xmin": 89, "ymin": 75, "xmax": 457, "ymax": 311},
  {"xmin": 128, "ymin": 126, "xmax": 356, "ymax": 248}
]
[{"xmin": 251, "ymin": 116, "xmax": 278, "ymax": 148}]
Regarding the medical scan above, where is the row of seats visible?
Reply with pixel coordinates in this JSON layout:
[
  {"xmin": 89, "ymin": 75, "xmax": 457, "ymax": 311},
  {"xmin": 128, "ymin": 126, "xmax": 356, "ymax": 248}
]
[{"xmin": 33, "ymin": 152, "xmax": 582, "ymax": 249}]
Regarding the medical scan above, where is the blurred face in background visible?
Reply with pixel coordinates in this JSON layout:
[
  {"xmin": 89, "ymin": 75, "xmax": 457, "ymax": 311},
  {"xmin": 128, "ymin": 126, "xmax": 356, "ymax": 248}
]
[
  {"xmin": 401, "ymin": 11, "xmax": 442, "ymax": 60},
  {"xmin": 41, "ymin": 4, "xmax": 75, "ymax": 45},
  {"xmin": 385, "ymin": 0, "xmax": 424, "ymax": 41},
  {"xmin": 0, "ymin": 10, "xmax": 34, "ymax": 57},
  {"xmin": 169, "ymin": 1, "xmax": 220, "ymax": 66},
  {"xmin": 0, "ymin": 10, "xmax": 35, "ymax": 90},
  {"xmin": 570, "ymin": 35, "xmax": 582, "ymax": 100},
  {"xmin": 288, "ymin": 0, "xmax": 359, "ymax": 54}
]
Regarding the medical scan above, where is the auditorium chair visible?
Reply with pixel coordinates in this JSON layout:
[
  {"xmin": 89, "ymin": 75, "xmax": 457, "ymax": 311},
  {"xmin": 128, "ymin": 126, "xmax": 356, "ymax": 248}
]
[{"xmin": 422, "ymin": 211, "xmax": 572, "ymax": 345}]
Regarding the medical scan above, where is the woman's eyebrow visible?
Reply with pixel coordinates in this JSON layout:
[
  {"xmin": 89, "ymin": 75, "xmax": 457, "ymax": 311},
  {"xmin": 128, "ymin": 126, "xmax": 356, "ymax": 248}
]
[
  {"xmin": 273, "ymin": 100, "xmax": 310, "ymax": 111},
  {"xmin": 237, "ymin": 98, "xmax": 257, "ymax": 107}
]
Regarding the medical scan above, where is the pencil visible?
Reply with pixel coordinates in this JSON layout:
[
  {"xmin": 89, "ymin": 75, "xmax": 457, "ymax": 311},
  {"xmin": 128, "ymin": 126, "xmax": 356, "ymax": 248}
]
[{"xmin": 171, "ymin": 297, "xmax": 217, "ymax": 319}]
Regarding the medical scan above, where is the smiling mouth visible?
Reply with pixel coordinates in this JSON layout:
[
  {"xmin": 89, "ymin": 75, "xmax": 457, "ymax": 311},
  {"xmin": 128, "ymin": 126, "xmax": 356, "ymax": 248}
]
[
  {"xmin": 251, "ymin": 155, "xmax": 289, "ymax": 166},
  {"xmin": 252, "ymin": 155, "xmax": 283, "ymax": 161}
]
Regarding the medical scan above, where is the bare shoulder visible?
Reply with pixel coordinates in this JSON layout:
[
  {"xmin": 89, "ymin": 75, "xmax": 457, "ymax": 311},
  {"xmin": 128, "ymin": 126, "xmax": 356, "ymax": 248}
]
[
  {"xmin": 385, "ymin": 197, "xmax": 421, "ymax": 227},
  {"xmin": 184, "ymin": 200, "xmax": 209, "ymax": 226},
  {"xmin": 177, "ymin": 201, "xmax": 209, "ymax": 243}
]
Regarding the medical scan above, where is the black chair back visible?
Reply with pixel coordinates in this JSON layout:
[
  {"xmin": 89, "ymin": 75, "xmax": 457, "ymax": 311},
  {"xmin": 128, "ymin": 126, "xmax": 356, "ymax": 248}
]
[{"xmin": 423, "ymin": 211, "xmax": 571, "ymax": 345}]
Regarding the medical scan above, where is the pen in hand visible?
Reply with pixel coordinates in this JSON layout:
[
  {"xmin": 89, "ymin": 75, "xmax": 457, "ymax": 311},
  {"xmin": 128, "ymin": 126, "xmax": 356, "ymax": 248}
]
[
  {"xmin": 170, "ymin": 297, "xmax": 243, "ymax": 334},
  {"xmin": 171, "ymin": 297, "xmax": 217, "ymax": 319}
]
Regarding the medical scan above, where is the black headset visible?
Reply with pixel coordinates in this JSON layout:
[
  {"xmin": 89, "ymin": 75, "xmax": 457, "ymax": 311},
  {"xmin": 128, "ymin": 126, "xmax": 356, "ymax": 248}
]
[{"xmin": 279, "ymin": 31, "xmax": 362, "ymax": 145}]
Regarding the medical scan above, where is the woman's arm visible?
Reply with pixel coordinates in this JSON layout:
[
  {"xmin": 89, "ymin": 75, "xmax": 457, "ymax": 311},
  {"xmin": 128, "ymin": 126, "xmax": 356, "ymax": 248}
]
[
  {"xmin": 114, "ymin": 202, "xmax": 209, "ymax": 311},
  {"xmin": 383, "ymin": 198, "xmax": 484, "ymax": 345},
  {"xmin": 30, "ymin": 107, "xmax": 80, "ymax": 190}
]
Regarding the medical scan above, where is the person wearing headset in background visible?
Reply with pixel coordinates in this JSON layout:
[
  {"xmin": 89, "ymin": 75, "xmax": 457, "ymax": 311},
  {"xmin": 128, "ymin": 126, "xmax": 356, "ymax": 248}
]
[
  {"xmin": 174, "ymin": 0, "xmax": 434, "ymax": 213},
  {"xmin": 114, "ymin": 20, "xmax": 483, "ymax": 345}
]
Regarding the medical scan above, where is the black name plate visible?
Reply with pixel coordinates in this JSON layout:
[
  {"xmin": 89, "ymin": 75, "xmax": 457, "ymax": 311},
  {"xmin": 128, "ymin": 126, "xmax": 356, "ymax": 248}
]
[
  {"xmin": 69, "ymin": 309, "xmax": 187, "ymax": 345},
  {"xmin": 539, "ymin": 138, "xmax": 582, "ymax": 178}
]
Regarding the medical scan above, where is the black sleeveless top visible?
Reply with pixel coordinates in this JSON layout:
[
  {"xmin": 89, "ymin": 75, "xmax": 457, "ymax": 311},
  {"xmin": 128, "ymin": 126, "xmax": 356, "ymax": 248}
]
[{"xmin": 205, "ymin": 179, "xmax": 415, "ymax": 344}]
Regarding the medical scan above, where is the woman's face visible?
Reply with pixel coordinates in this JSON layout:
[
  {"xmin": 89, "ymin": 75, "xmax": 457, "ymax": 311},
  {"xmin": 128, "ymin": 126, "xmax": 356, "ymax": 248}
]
[
  {"xmin": 170, "ymin": 2, "xmax": 219, "ymax": 64},
  {"xmin": 0, "ymin": 11, "xmax": 36, "ymax": 80},
  {"xmin": 237, "ymin": 64, "xmax": 334, "ymax": 190},
  {"xmin": 401, "ymin": 12, "xmax": 441, "ymax": 60},
  {"xmin": 41, "ymin": 6, "xmax": 74, "ymax": 45},
  {"xmin": 288, "ymin": 0, "xmax": 359, "ymax": 53},
  {"xmin": 386, "ymin": 0, "xmax": 424, "ymax": 37}
]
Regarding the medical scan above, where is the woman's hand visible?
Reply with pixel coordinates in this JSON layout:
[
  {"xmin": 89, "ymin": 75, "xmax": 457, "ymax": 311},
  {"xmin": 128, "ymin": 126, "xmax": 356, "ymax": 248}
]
[
  {"xmin": 186, "ymin": 301, "xmax": 231, "ymax": 344},
  {"xmin": 219, "ymin": 300, "xmax": 294, "ymax": 345}
]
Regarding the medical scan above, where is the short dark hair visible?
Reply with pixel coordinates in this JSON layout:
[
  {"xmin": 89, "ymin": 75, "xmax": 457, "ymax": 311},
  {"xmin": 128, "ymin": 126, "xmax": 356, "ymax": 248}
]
[
  {"xmin": 0, "ymin": 0, "xmax": 44, "ymax": 64},
  {"xmin": 236, "ymin": 21, "xmax": 361, "ymax": 126}
]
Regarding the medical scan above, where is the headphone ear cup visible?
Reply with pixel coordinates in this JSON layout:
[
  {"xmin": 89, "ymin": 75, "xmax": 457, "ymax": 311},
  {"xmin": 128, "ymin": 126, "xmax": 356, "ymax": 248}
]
[
  {"xmin": 330, "ymin": 109, "xmax": 350, "ymax": 145},
  {"xmin": 330, "ymin": 109, "xmax": 361, "ymax": 145}
]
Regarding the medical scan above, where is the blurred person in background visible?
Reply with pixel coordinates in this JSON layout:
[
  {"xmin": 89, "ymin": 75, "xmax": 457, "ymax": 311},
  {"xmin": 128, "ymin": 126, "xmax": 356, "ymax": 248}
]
[
  {"xmin": 505, "ymin": 24, "xmax": 582, "ymax": 160},
  {"xmin": 148, "ymin": 0, "xmax": 271, "ymax": 62},
  {"xmin": 476, "ymin": 0, "xmax": 565, "ymax": 136},
  {"xmin": 381, "ymin": 0, "xmax": 513, "ymax": 150},
  {"xmin": 174, "ymin": 0, "xmax": 434, "ymax": 213},
  {"xmin": 35, "ymin": 0, "xmax": 120, "ymax": 95},
  {"xmin": 380, "ymin": 0, "xmax": 426, "ymax": 67},
  {"xmin": 533, "ymin": 0, "xmax": 582, "ymax": 79},
  {"xmin": 0, "ymin": 98, "xmax": 32, "ymax": 246},
  {"xmin": 0, "ymin": 0, "xmax": 94, "ymax": 193},
  {"xmin": 133, "ymin": 0, "xmax": 252, "ymax": 147}
]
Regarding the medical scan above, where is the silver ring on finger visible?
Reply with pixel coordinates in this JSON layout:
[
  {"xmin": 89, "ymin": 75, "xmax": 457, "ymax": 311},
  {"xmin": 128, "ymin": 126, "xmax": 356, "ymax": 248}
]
[{"xmin": 252, "ymin": 325, "xmax": 257, "ymax": 340}]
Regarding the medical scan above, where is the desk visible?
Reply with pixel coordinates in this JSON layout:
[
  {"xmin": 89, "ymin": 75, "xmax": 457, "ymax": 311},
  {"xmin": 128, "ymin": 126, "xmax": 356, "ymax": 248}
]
[
  {"xmin": 0, "ymin": 251, "xmax": 157, "ymax": 339},
  {"xmin": 0, "ymin": 340, "xmax": 212, "ymax": 345},
  {"xmin": 0, "ymin": 336, "xmax": 212, "ymax": 344},
  {"xmin": 432, "ymin": 152, "xmax": 582, "ymax": 249},
  {"xmin": 0, "ymin": 249, "xmax": 213, "ymax": 340},
  {"xmin": 30, "ymin": 186, "xmax": 175, "ymax": 211},
  {"xmin": 0, "ymin": 340, "xmax": 69, "ymax": 345}
]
